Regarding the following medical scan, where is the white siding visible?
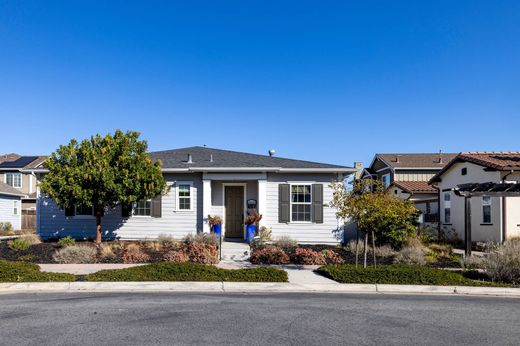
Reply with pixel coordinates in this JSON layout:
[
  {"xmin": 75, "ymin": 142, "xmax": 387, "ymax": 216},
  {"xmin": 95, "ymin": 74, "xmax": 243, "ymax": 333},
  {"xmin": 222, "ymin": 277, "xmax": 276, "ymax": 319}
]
[
  {"xmin": 0, "ymin": 195, "xmax": 22, "ymax": 230},
  {"xmin": 265, "ymin": 173, "xmax": 342, "ymax": 244},
  {"xmin": 38, "ymin": 173, "xmax": 203, "ymax": 240},
  {"xmin": 394, "ymin": 172, "xmax": 437, "ymax": 181}
]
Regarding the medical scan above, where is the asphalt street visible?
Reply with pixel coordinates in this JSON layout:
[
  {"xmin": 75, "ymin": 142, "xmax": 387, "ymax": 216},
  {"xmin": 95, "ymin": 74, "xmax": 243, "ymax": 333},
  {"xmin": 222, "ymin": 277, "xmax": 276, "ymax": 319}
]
[{"xmin": 0, "ymin": 292, "xmax": 518, "ymax": 345}]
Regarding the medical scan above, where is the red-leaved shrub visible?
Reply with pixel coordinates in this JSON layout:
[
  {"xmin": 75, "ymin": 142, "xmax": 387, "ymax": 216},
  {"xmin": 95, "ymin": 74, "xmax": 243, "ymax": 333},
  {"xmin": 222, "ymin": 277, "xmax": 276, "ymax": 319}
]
[
  {"xmin": 163, "ymin": 250, "xmax": 189, "ymax": 263},
  {"xmin": 184, "ymin": 243, "xmax": 219, "ymax": 264},
  {"xmin": 291, "ymin": 248, "xmax": 326, "ymax": 265},
  {"xmin": 122, "ymin": 247, "xmax": 151, "ymax": 264},
  {"xmin": 322, "ymin": 250, "xmax": 344, "ymax": 264},
  {"xmin": 250, "ymin": 246, "xmax": 290, "ymax": 264}
]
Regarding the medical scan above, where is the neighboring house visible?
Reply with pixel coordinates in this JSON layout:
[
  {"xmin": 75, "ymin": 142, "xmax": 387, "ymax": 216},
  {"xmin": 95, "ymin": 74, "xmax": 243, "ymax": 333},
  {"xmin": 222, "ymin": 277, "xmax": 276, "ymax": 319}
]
[
  {"xmin": 360, "ymin": 153, "xmax": 457, "ymax": 223},
  {"xmin": 0, "ymin": 181, "xmax": 26, "ymax": 230},
  {"xmin": 37, "ymin": 147, "xmax": 356, "ymax": 244},
  {"xmin": 429, "ymin": 152, "xmax": 520, "ymax": 243},
  {"xmin": 0, "ymin": 154, "xmax": 47, "ymax": 229}
]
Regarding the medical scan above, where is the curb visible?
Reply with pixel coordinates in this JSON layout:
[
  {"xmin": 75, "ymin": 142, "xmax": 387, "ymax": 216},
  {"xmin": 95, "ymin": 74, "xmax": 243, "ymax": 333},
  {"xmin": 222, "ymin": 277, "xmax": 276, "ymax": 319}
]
[{"xmin": 0, "ymin": 282, "xmax": 519, "ymax": 297}]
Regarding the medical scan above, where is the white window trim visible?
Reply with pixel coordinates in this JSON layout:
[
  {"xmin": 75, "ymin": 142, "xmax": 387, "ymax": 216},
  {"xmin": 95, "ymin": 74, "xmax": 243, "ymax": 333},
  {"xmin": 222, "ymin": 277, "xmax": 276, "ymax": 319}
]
[
  {"xmin": 482, "ymin": 196, "xmax": 492, "ymax": 224},
  {"xmin": 290, "ymin": 183, "xmax": 313, "ymax": 224},
  {"xmin": 132, "ymin": 199, "xmax": 152, "ymax": 218},
  {"xmin": 13, "ymin": 200, "xmax": 19, "ymax": 215},
  {"xmin": 176, "ymin": 181, "xmax": 194, "ymax": 212},
  {"xmin": 443, "ymin": 192, "xmax": 451, "ymax": 224},
  {"xmin": 5, "ymin": 172, "xmax": 22, "ymax": 189},
  {"xmin": 74, "ymin": 205, "xmax": 95, "ymax": 218}
]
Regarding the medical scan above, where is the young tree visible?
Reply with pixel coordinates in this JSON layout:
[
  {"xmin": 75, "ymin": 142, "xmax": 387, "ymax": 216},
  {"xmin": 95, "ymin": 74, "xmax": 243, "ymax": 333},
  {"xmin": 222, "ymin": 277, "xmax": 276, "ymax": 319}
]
[
  {"xmin": 330, "ymin": 179, "xmax": 419, "ymax": 267},
  {"xmin": 40, "ymin": 130, "xmax": 168, "ymax": 244}
]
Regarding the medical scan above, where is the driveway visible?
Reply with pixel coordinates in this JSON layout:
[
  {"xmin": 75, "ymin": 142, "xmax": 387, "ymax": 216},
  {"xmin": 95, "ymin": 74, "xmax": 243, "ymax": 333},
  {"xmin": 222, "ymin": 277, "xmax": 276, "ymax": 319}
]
[{"xmin": 0, "ymin": 292, "xmax": 518, "ymax": 345}]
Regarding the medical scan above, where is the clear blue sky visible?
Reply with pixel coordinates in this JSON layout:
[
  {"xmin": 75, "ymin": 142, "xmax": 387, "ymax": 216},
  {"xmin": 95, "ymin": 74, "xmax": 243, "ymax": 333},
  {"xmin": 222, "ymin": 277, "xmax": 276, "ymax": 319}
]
[{"xmin": 1, "ymin": 1, "xmax": 519, "ymax": 167}]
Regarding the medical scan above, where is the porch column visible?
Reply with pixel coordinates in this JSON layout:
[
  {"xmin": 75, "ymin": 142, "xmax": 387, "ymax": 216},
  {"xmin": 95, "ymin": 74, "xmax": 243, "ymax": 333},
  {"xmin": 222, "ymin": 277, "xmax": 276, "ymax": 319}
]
[
  {"xmin": 202, "ymin": 179, "xmax": 212, "ymax": 233},
  {"xmin": 258, "ymin": 179, "xmax": 267, "ymax": 226}
]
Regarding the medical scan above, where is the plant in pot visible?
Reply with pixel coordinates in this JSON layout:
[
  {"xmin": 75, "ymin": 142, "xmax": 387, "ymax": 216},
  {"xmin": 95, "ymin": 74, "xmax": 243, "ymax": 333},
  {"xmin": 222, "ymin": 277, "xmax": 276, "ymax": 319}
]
[
  {"xmin": 245, "ymin": 212, "xmax": 263, "ymax": 243},
  {"xmin": 208, "ymin": 215, "xmax": 223, "ymax": 239}
]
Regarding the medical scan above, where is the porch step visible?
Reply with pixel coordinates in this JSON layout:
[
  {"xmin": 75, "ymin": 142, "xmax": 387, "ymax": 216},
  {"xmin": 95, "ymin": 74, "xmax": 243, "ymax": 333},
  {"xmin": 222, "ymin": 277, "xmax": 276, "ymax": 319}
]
[{"xmin": 220, "ymin": 241, "xmax": 251, "ymax": 262}]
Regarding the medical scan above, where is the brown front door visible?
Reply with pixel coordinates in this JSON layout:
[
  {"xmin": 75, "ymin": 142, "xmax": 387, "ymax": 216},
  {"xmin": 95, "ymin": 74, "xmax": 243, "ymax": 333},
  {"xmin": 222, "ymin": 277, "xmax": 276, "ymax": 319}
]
[{"xmin": 225, "ymin": 186, "xmax": 244, "ymax": 238}]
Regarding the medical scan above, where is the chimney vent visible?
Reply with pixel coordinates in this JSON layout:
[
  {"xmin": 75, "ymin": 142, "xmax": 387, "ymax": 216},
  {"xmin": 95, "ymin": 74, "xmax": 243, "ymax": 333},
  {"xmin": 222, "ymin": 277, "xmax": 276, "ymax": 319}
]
[
  {"xmin": 395, "ymin": 155, "xmax": 401, "ymax": 163},
  {"xmin": 187, "ymin": 154, "xmax": 193, "ymax": 164},
  {"xmin": 438, "ymin": 150, "xmax": 443, "ymax": 164},
  {"xmin": 268, "ymin": 149, "xmax": 276, "ymax": 157},
  {"xmin": 210, "ymin": 154, "xmax": 214, "ymax": 163}
]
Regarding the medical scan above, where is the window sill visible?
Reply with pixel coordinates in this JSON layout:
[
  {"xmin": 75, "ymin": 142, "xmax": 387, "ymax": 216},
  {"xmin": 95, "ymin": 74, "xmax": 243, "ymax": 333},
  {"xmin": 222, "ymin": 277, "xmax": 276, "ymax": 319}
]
[
  {"xmin": 175, "ymin": 209, "xmax": 194, "ymax": 213},
  {"xmin": 289, "ymin": 221, "xmax": 313, "ymax": 224},
  {"xmin": 74, "ymin": 215, "xmax": 95, "ymax": 219},
  {"xmin": 480, "ymin": 223, "xmax": 493, "ymax": 226},
  {"xmin": 132, "ymin": 215, "xmax": 152, "ymax": 218}
]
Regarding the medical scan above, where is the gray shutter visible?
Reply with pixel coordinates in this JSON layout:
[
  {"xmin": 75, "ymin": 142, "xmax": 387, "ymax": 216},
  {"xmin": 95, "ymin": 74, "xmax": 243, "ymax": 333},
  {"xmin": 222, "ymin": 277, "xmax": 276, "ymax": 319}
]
[
  {"xmin": 312, "ymin": 184, "xmax": 324, "ymax": 224},
  {"xmin": 65, "ymin": 206, "xmax": 75, "ymax": 217},
  {"xmin": 151, "ymin": 196, "xmax": 162, "ymax": 218},
  {"xmin": 279, "ymin": 184, "xmax": 290, "ymax": 223}
]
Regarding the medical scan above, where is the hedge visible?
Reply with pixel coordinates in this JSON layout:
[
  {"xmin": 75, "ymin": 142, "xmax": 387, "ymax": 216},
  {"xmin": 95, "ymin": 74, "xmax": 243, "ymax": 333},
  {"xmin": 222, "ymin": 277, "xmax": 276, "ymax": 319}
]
[
  {"xmin": 0, "ymin": 260, "xmax": 74, "ymax": 282},
  {"xmin": 316, "ymin": 264, "xmax": 506, "ymax": 286},
  {"xmin": 88, "ymin": 262, "xmax": 288, "ymax": 282}
]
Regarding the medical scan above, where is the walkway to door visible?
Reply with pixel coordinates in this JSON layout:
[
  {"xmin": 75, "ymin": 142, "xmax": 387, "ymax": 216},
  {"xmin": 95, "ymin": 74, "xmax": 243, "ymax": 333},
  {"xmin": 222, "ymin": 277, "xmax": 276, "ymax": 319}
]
[{"xmin": 220, "ymin": 241, "xmax": 250, "ymax": 262}]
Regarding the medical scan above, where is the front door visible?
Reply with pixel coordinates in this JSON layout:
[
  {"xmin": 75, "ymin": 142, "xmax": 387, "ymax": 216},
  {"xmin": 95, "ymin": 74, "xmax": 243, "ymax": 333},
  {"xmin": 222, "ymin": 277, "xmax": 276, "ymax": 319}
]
[{"xmin": 225, "ymin": 186, "xmax": 244, "ymax": 238}]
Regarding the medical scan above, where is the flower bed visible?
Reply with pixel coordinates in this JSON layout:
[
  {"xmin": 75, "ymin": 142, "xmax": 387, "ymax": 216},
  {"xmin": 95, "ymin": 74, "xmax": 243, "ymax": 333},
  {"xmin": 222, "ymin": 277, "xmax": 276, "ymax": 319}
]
[{"xmin": 87, "ymin": 262, "xmax": 288, "ymax": 282}]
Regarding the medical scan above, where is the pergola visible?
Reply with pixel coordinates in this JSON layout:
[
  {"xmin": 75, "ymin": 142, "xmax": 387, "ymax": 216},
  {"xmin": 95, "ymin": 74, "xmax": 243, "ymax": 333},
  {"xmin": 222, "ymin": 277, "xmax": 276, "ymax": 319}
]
[{"xmin": 453, "ymin": 182, "xmax": 520, "ymax": 255}]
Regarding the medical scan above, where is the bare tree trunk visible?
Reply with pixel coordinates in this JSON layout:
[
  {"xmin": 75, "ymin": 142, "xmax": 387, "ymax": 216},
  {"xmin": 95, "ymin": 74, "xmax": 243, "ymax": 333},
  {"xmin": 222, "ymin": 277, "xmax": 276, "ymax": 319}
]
[
  {"xmin": 372, "ymin": 230, "xmax": 377, "ymax": 268},
  {"xmin": 355, "ymin": 228, "xmax": 359, "ymax": 268},
  {"xmin": 95, "ymin": 209, "xmax": 102, "ymax": 244},
  {"xmin": 363, "ymin": 232, "xmax": 368, "ymax": 268}
]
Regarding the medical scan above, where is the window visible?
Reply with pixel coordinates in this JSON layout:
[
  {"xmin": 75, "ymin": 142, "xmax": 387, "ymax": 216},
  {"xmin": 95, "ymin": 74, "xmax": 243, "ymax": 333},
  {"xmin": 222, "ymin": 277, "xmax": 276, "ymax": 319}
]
[
  {"xmin": 177, "ymin": 182, "xmax": 192, "ymax": 210},
  {"xmin": 133, "ymin": 199, "xmax": 151, "ymax": 216},
  {"xmin": 381, "ymin": 174, "xmax": 391, "ymax": 189},
  {"xmin": 5, "ymin": 173, "xmax": 22, "ymax": 188},
  {"xmin": 75, "ymin": 204, "xmax": 94, "ymax": 216},
  {"xmin": 461, "ymin": 168, "xmax": 467, "ymax": 176},
  {"xmin": 482, "ymin": 196, "xmax": 492, "ymax": 224},
  {"xmin": 13, "ymin": 200, "xmax": 19, "ymax": 215},
  {"xmin": 291, "ymin": 184, "xmax": 311, "ymax": 222},
  {"xmin": 444, "ymin": 193, "xmax": 451, "ymax": 224}
]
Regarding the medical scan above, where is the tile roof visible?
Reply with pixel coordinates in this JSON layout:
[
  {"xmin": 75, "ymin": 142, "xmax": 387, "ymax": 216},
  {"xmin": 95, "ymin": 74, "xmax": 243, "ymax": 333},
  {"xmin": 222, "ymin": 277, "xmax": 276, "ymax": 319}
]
[
  {"xmin": 149, "ymin": 146, "xmax": 353, "ymax": 171},
  {"xmin": 0, "ymin": 181, "xmax": 26, "ymax": 197},
  {"xmin": 376, "ymin": 153, "xmax": 458, "ymax": 169},
  {"xmin": 392, "ymin": 181, "xmax": 437, "ymax": 194}
]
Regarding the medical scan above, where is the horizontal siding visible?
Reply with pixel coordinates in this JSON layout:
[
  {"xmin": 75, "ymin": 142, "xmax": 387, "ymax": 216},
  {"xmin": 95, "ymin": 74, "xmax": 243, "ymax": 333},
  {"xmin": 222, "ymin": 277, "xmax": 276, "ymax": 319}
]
[
  {"xmin": 38, "ymin": 173, "xmax": 203, "ymax": 240},
  {"xmin": 265, "ymin": 173, "xmax": 343, "ymax": 244},
  {"xmin": 0, "ymin": 195, "xmax": 22, "ymax": 230}
]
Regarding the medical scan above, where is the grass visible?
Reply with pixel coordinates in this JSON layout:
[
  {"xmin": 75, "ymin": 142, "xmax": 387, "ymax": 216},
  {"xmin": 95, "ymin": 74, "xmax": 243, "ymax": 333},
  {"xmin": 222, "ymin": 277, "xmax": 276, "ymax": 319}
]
[
  {"xmin": 87, "ymin": 262, "xmax": 288, "ymax": 282},
  {"xmin": 0, "ymin": 260, "xmax": 74, "ymax": 282},
  {"xmin": 316, "ymin": 264, "xmax": 509, "ymax": 287}
]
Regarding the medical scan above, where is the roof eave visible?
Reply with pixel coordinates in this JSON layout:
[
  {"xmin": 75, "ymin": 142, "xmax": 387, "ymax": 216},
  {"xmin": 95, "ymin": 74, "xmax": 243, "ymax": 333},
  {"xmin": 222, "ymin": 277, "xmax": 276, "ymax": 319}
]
[{"xmin": 0, "ymin": 191, "xmax": 27, "ymax": 198}]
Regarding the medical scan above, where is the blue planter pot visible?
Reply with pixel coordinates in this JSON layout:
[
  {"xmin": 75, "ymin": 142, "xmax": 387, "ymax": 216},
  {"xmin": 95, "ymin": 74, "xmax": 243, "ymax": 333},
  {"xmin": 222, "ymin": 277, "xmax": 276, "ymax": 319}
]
[
  {"xmin": 246, "ymin": 224, "xmax": 256, "ymax": 242},
  {"xmin": 212, "ymin": 224, "xmax": 222, "ymax": 238}
]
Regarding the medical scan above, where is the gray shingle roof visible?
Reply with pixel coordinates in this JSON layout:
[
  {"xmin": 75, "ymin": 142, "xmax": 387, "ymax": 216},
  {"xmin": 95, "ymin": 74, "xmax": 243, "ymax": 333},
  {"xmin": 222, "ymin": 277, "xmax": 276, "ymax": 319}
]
[
  {"xmin": 149, "ymin": 146, "xmax": 353, "ymax": 171},
  {"xmin": 0, "ymin": 181, "xmax": 26, "ymax": 197},
  {"xmin": 376, "ymin": 153, "xmax": 458, "ymax": 169}
]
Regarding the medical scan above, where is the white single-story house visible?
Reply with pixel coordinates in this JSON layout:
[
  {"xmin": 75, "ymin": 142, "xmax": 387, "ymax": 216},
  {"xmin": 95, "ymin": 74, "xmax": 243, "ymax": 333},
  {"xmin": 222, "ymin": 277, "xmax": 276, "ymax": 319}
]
[
  {"xmin": 36, "ymin": 147, "xmax": 356, "ymax": 244},
  {"xmin": 0, "ymin": 181, "xmax": 26, "ymax": 230},
  {"xmin": 429, "ymin": 152, "xmax": 520, "ymax": 243}
]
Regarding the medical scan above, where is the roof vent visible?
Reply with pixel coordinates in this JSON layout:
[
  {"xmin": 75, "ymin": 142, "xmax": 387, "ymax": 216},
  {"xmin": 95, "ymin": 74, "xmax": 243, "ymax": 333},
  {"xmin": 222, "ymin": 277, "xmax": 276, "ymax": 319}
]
[
  {"xmin": 438, "ymin": 150, "xmax": 443, "ymax": 164},
  {"xmin": 268, "ymin": 149, "xmax": 276, "ymax": 157},
  {"xmin": 210, "ymin": 154, "xmax": 214, "ymax": 163},
  {"xmin": 395, "ymin": 155, "xmax": 401, "ymax": 163},
  {"xmin": 187, "ymin": 154, "xmax": 193, "ymax": 164}
]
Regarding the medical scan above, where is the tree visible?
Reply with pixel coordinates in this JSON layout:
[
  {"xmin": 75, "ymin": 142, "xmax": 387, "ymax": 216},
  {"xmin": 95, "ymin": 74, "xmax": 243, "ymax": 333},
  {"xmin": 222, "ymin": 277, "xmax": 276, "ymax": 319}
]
[
  {"xmin": 330, "ymin": 179, "xmax": 419, "ymax": 267},
  {"xmin": 40, "ymin": 130, "xmax": 168, "ymax": 244}
]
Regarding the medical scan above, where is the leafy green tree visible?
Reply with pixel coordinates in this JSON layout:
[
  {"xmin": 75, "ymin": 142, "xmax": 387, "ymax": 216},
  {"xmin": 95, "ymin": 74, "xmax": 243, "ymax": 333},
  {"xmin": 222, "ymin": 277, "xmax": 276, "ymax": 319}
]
[
  {"xmin": 40, "ymin": 130, "xmax": 168, "ymax": 244},
  {"xmin": 331, "ymin": 179, "xmax": 419, "ymax": 266}
]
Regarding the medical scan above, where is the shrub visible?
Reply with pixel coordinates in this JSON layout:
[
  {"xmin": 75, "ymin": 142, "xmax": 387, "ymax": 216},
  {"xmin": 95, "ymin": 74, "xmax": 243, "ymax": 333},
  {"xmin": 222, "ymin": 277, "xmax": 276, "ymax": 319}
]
[
  {"xmin": 53, "ymin": 245, "xmax": 97, "ymax": 263},
  {"xmin": 374, "ymin": 245, "xmax": 396, "ymax": 258},
  {"xmin": 183, "ymin": 233, "xmax": 218, "ymax": 247},
  {"xmin": 143, "ymin": 241, "xmax": 162, "ymax": 252},
  {"xmin": 24, "ymin": 234, "xmax": 42, "ymax": 245},
  {"xmin": 163, "ymin": 250, "xmax": 189, "ymax": 263},
  {"xmin": 8, "ymin": 238, "xmax": 31, "ymax": 252},
  {"xmin": 250, "ymin": 245, "xmax": 290, "ymax": 264},
  {"xmin": 257, "ymin": 226, "xmax": 272, "ymax": 242},
  {"xmin": 158, "ymin": 234, "xmax": 179, "ymax": 249},
  {"xmin": 273, "ymin": 236, "xmax": 297, "ymax": 251},
  {"xmin": 292, "ymin": 248, "xmax": 326, "ymax": 265},
  {"xmin": 393, "ymin": 245, "xmax": 428, "ymax": 266},
  {"xmin": 484, "ymin": 239, "xmax": 520, "ymax": 284},
  {"xmin": 0, "ymin": 260, "xmax": 74, "ymax": 282},
  {"xmin": 316, "ymin": 264, "xmax": 500, "ymax": 286},
  {"xmin": 322, "ymin": 249, "xmax": 344, "ymax": 264},
  {"xmin": 122, "ymin": 243, "xmax": 151, "ymax": 264},
  {"xmin": 428, "ymin": 243, "xmax": 453, "ymax": 257},
  {"xmin": 98, "ymin": 244, "xmax": 116, "ymax": 259},
  {"xmin": 57, "ymin": 236, "xmax": 76, "ymax": 248},
  {"xmin": 88, "ymin": 262, "xmax": 288, "ymax": 282},
  {"xmin": 461, "ymin": 255, "xmax": 485, "ymax": 270},
  {"xmin": 184, "ymin": 243, "xmax": 219, "ymax": 264},
  {"xmin": 0, "ymin": 222, "xmax": 13, "ymax": 232},
  {"xmin": 346, "ymin": 241, "xmax": 396, "ymax": 258}
]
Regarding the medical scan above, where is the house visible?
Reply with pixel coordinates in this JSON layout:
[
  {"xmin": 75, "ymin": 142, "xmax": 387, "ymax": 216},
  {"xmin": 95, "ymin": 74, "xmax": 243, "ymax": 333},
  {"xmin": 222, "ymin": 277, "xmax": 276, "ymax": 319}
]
[
  {"xmin": 37, "ymin": 146, "xmax": 356, "ymax": 244},
  {"xmin": 429, "ymin": 152, "xmax": 520, "ymax": 243},
  {"xmin": 0, "ymin": 182, "xmax": 26, "ymax": 230},
  {"xmin": 0, "ymin": 154, "xmax": 47, "ymax": 229},
  {"xmin": 360, "ymin": 153, "xmax": 457, "ymax": 223}
]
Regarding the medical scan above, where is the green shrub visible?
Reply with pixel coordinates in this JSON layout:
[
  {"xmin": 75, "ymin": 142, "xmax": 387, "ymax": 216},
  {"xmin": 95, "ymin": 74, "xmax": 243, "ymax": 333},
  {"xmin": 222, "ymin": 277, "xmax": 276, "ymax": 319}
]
[
  {"xmin": 57, "ymin": 236, "xmax": 76, "ymax": 248},
  {"xmin": 87, "ymin": 262, "xmax": 288, "ymax": 282},
  {"xmin": 0, "ymin": 260, "xmax": 74, "ymax": 282},
  {"xmin": 316, "ymin": 264, "xmax": 500, "ymax": 286},
  {"xmin": 484, "ymin": 239, "xmax": 520, "ymax": 284},
  {"xmin": 8, "ymin": 238, "xmax": 32, "ymax": 252},
  {"xmin": 52, "ymin": 245, "xmax": 97, "ymax": 264}
]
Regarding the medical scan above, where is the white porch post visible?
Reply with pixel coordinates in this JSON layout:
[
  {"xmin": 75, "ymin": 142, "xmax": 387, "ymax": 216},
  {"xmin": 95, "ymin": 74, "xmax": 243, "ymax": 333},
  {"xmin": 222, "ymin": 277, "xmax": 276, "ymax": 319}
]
[
  {"xmin": 202, "ymin": 179, "xmax": 212, "ymax": 233},
  {"xmin": 258, "ymin": 179, "xmax": 267, "ymax": 226}
]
